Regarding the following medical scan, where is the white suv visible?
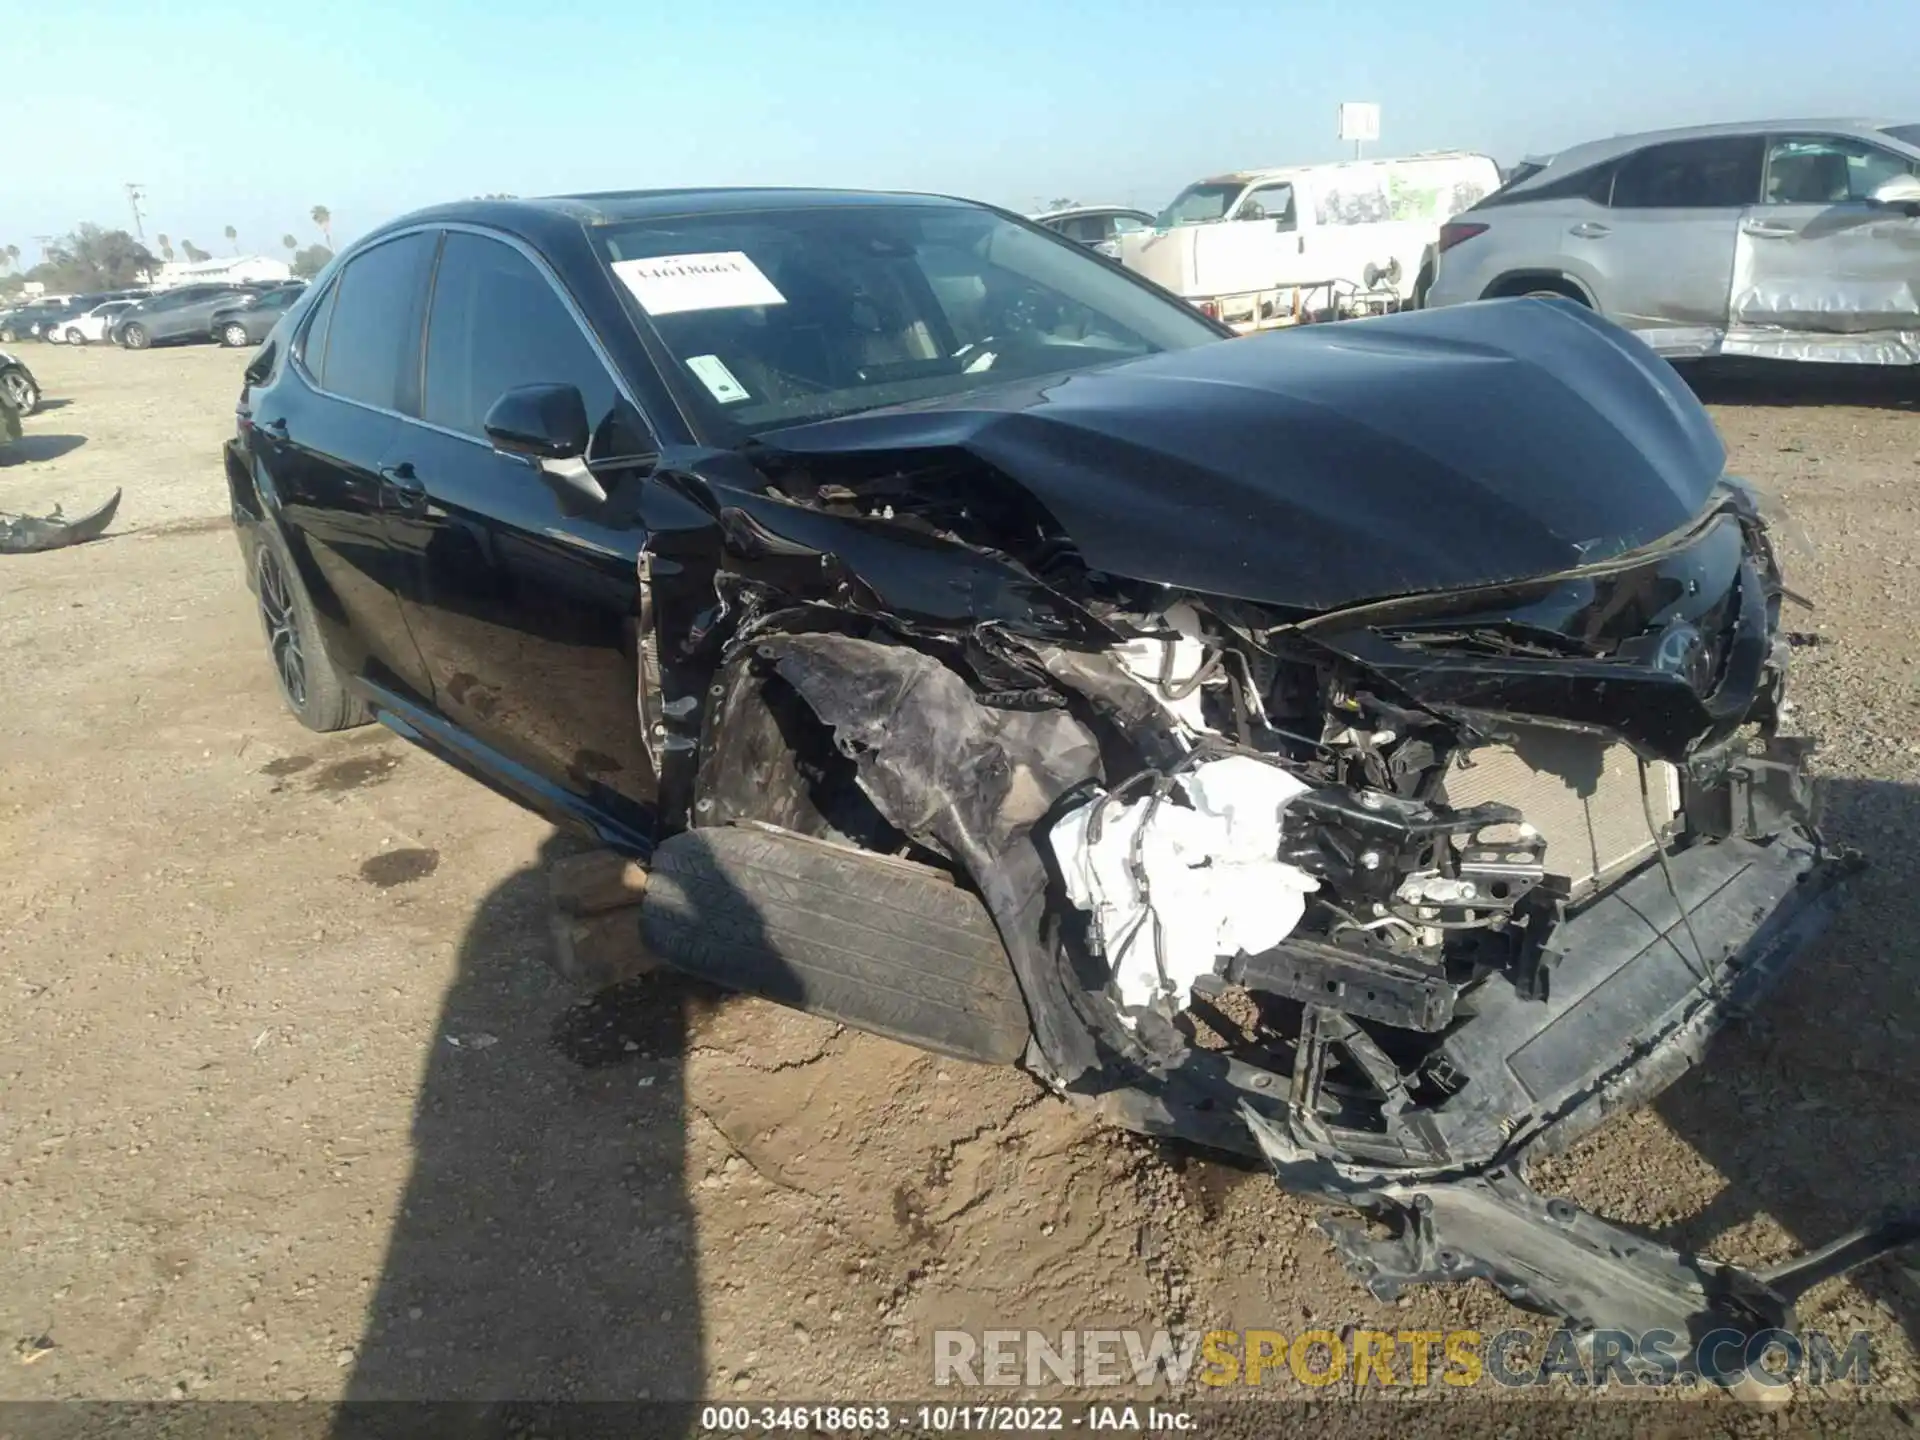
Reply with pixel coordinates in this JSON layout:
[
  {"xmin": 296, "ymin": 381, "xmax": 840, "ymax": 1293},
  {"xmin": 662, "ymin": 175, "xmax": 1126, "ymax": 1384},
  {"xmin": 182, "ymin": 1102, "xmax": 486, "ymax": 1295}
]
[{"xmin": 1424, "ymin": 119, "xmax": 1920, "ymax": 364}]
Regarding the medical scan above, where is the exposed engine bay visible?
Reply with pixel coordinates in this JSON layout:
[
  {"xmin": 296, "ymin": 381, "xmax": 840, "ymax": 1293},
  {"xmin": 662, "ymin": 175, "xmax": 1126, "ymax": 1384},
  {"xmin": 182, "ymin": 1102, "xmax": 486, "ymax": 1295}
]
[{"xmin": 620, "ymin": 301, "xmax": 1908, "ymax": 1364}]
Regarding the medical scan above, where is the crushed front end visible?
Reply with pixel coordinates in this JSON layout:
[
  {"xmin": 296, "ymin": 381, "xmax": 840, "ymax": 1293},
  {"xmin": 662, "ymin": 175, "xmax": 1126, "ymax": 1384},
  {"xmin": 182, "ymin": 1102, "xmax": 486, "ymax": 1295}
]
[
  {"xmin": 1031, "ymin": 480, "xmax": 1876, "ymax": 1352},
  {"xmin": 641, "ymin": 300, "xmax": 1903, "ymax": 1351}
]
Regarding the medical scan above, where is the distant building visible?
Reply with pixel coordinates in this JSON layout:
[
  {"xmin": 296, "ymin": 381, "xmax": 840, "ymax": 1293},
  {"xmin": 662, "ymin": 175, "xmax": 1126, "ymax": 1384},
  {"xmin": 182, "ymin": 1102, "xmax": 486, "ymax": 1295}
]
[{"xmin": 152, "ymin": 255, "xmax": 292, "ymax": 290}]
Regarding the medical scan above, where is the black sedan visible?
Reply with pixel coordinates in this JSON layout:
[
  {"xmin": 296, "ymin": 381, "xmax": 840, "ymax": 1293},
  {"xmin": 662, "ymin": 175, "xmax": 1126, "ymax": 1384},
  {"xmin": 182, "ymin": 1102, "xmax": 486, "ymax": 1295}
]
[
  {"xmin": 211, "ymin": 284, "xmax": 303, "ymax": 347},
  {"xmin": 0, "ymin": 301, "xmax": 74, "ymax": 343},
  {"xmin": 221, "ymin": 189, "xmax": 1871, "ymax": 1345}
]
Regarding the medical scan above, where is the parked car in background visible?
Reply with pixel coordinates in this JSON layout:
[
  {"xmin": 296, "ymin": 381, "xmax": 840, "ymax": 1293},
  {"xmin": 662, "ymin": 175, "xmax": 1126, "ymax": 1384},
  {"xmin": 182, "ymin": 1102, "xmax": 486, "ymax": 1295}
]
[
  {"xmin": 1031, "ymin": 205, "xmax": 1155, "ymax": 254},
  {"xmin": 115, "ymin": 284, "xmax": 270, "ymax": 349},
  {"xmin": 211, "ymin": 285, "xmax": 302, "ymax": 347},
  {"xmin": 58, "ymin": 300, "xmax": 142, "ymax": 345},
  {"xmin": 1423, "ymin": 119, "xmax": 1920, "ymax": 363},
  {"xmin": 1113, "ymin": 151, "xmax": 1500, "ymax": 330},
  {"xmin": 220, "ymin": 188, "xmax": 1872, "ymax": 1343},
  {"xmin": 0, "ymin": 300, "xmax": 77, "ymax": 343}
]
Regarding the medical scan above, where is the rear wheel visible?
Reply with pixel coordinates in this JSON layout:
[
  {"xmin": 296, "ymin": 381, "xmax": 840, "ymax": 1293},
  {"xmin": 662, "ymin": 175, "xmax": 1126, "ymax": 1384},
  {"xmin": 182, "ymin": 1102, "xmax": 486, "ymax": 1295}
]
[
  {"xmin": 254, "ymin": 525, "xmax": 370, "ymax": 732},
  {"xmin": 221, "ymin": 322, "xmax": 250, "ymax": 348},
  {"xmin": 121, "ymin": 322, "xmax": 150, "ymax": 350},
  {"xmin": 0, "ymin": 365, "xmax": 39, "ymax": 415},
  {"xmin": 65, "ymin": 328, "xmax": 86, "ymax": 346},
  {"xmin": 1488, "ymin": 275, "xmax": 1590, "ymax": 306},
  {"xmin": 0, "ymin": 325, "xmax": 17, "ymax": 344}
]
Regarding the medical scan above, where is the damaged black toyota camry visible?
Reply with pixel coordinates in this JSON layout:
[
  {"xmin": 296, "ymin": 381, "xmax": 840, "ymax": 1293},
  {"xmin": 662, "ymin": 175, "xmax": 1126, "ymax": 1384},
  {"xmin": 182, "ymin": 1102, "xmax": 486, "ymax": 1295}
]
[{"xmin": 224, "ymin": 188, "xmax": 1911, "ymax": 1361}]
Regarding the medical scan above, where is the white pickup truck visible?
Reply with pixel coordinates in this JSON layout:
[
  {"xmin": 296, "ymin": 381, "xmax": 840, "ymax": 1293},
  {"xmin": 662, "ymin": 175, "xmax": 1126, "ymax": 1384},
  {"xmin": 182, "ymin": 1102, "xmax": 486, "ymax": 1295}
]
[{"xmin": 1114, "ymin": 151, "xmax": 1501, "ymax": 332}]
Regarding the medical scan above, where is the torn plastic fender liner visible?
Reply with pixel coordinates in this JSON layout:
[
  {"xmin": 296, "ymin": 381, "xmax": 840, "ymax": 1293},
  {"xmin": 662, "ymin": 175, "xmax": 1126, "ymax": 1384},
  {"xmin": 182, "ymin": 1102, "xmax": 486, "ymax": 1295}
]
[{"xmin": 746, "ymin": 631, "xmax": 1108, "ymax": 1078}]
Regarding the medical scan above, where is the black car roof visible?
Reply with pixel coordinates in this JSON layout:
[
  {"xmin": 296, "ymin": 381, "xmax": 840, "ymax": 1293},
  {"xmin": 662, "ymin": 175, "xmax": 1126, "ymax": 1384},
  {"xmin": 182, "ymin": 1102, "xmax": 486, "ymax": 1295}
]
[{"xmin": 359, "ymin": 187, "xmax": 984, "ymax": 251}]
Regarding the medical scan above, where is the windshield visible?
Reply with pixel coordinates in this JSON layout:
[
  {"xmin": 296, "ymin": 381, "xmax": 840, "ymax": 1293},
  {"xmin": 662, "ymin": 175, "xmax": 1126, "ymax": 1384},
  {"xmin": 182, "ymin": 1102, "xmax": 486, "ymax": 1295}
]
[
  {"xmin": 596, "ymin": 203, "xmax": 1219, "ymax": 436},
  {"xmin": 1153, "ymin": 183, "xmax": 1243, "ymax": 227},
  {"xmin": 1882, "ymin": 123, "xmax": 1920, "ymax": 150}
]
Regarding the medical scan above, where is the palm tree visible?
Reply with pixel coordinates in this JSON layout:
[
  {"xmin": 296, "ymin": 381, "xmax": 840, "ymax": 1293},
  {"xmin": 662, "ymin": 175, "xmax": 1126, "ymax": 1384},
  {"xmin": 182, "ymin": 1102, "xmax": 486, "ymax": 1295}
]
[
  {"xmin": 224, "ymin": 225, "xmax": 238, "ymax": 254},
  {"xmin": 281, "ymin": 233, "xmax": 297, "ymax": 258},
  {"xmin": 157, "ymin": 233, "xmax": 173, "ymax": 261},
  {"xmin": 2, "ymin": 244, "xmax": 16, "ymax": 273},
  {"xmin": 310, "ymin": 205, "xmax": 332, "ymax": 248}
]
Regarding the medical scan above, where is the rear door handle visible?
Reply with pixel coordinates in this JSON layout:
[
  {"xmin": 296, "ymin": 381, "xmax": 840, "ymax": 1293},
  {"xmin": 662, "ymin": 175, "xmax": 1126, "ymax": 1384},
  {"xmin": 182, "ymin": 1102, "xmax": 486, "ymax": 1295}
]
[
  {"xmin": 1741, "ymin": 220, "xmax": 1796, "ymax": 238},
  {"xmin": 378, "ymin": 461, "xmax": 427, "ymax": 509},
  {"xmin": 1568, "ymin": 221, "xmax": 1611, "ymax": 239}
]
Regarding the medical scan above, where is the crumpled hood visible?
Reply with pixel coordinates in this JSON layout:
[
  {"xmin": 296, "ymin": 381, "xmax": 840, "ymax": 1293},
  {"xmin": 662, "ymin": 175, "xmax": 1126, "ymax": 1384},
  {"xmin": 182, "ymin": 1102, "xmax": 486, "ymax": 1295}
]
[{"xmin": 751, "ymin": 298, "xmax": 1727, "ymax": 611}]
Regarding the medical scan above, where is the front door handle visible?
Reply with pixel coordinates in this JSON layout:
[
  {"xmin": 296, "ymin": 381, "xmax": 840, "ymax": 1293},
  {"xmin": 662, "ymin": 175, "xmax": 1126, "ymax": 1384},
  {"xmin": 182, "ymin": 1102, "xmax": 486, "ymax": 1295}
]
[
  {"xmin": 1741, "ymin": 220, "xmax": 1796, "ymax": 238},
  {"xmin": 1568, "ymin": 221, "xmax": 1611, "ymax": 239}
]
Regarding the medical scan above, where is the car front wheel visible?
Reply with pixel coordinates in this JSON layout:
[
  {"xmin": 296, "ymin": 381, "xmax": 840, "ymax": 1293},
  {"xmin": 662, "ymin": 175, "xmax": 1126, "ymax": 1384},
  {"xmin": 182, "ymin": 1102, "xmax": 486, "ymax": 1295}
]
[
  {"xmin": 65, "ymin": 328, "xmax": 87, "ymax": 345},
  {"xmin": 121, "ymin": 323, "xmax": 150, "ymax": 350},
  {"xmin": 0, "ymin": 366, "xmax": 39, "ymax": 415},
  {"xmin": 254, "ymin": 525, "xmax": 371, "ymax": 732},
  {"xmin": 221, "ymin": 322, "xmax": 250, "ymax": 348},
  {"xmin": 0, "ymin": 326, "xmax": 17, "ymax": 344}
]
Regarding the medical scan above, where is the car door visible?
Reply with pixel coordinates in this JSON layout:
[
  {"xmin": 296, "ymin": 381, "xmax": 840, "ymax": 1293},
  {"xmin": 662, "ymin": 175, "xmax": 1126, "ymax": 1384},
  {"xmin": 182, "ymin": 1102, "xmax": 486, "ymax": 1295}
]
[
  {"xmin": 1582, "ymin": 134, "xmax": 1764, "ymax": 353},
  {"xmin": 384, "ymin": 227, "xmax": 660, "ymax": 832},
  {"xmin": 250, "ymin": 234, "xmax": 438, "ymax": 703},
  {"xmin": 1730, "ymin": 132, "xmax": 1920, "ymax": 358}
]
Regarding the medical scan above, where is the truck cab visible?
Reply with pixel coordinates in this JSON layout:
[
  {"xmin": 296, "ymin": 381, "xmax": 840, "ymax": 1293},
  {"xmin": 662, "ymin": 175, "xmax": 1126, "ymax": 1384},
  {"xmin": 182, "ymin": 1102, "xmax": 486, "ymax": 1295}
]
[{"xmin": 1116, "ymin": 152, "xmax": 1501, "ymax": 331}]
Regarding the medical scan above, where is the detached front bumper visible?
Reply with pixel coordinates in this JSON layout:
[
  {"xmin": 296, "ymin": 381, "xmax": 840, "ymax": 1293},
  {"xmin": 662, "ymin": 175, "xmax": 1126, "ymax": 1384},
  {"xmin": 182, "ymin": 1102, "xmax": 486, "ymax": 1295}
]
[{"xmin": 1245, "ymin": 818, "xmax": 1891, "ymax": 1355}]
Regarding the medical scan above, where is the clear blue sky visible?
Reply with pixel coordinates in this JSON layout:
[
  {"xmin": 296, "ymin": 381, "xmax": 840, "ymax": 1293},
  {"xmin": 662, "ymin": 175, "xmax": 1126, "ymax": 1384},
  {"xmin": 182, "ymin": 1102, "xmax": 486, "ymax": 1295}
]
[{"xmin": 5, "ymin": 0, "xmax": 1915, "ymax": 260}]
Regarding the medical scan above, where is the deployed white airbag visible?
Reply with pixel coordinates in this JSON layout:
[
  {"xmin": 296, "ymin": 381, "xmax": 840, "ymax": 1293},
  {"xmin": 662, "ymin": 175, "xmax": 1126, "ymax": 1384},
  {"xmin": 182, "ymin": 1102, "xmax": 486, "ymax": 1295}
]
[{"xmin": 1047, "ymin": 755, "xmax": 1319, "ymax": 1015}]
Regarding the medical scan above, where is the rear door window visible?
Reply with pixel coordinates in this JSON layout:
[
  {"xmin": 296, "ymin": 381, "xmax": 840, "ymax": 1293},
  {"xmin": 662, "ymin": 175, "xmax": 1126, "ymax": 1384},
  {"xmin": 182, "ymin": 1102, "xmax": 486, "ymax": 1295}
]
[
  {"xmin": 313, "ymin": 232, "xmax": 435, "ymax": 411},
  {"xmin": 421, "ymin": 231, "xmax": 620, "ymax": 441},
  {"xmin": 1611, "ymin": 136, "xmax": 1765, "ymax": 208}
]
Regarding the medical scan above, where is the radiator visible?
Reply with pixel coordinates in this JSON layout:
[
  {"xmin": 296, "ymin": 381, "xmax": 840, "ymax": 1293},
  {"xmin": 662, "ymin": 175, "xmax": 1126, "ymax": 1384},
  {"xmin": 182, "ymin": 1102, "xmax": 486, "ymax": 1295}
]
[{"xmin": 1436, "ymin": 727, "xmax": 1680, "ymax": 898}]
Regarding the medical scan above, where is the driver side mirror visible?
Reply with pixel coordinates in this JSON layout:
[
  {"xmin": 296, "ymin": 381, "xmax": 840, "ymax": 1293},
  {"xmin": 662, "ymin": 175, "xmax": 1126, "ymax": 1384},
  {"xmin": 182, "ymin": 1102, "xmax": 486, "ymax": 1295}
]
[
  {"xmin": 1868, "ymin": 174, "xmax": 1920, "ymax": 215},
  {"xmin": 484, "ymin": 382, "xmax": 590, "ymax": 460},
  {"xmin": 483, "ymin": 383, "xmax": 606, "ymax": 508}
]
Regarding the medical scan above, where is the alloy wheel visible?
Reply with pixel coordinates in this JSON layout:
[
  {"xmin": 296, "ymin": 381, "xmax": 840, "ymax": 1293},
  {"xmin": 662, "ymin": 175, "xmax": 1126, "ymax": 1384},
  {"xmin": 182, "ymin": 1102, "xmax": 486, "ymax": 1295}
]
[
  {"xmin": 123, "ymin": 325, "xmax": 148, "ymax": 350},
  {"xmin": 257, "ymin": 546, "xmax": 307, "ymax": 710},
  {"xmin": 0, "ymin": 370, "xmax": 35, "ymax": 413}
]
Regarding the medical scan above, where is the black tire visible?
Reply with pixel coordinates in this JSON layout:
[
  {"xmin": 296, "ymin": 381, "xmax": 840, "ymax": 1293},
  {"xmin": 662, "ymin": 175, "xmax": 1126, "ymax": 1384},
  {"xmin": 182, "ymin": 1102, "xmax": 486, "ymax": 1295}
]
[
  {"xmin": 65, "ymin": 328, "xmax": 86, "ymax": 346},
  {"xmin": 0, "ymin": 365, "xmax": 39, "ymax": 416},
  {"xmin": 643, "ymin": 825, "xmax": 1032, "ymax": 1065},
  {"xmin": 220, "ymin": 321, "xmax": 250, "ymax": 348},
  {"xmin": 1488, "ymin": 275, "xmax": 1590, "ymax": 306},
  {"xmin": 121, "ymin": 322, "xmax": 150, "ymax": 350},
  {"xmin": 0, "ymin": 325, "xmax": 17, "ymax": 344},
  {"xmin": 253, "ymin": 523, "xmax": 371, "ymax": 732}
]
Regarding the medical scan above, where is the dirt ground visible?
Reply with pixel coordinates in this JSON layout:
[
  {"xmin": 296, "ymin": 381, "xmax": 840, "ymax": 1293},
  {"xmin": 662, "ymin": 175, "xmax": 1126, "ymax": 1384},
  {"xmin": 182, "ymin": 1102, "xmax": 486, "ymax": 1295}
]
[{"xmin": 2, "ymin": 339, "xmax": 1917, "ymax": 1420}]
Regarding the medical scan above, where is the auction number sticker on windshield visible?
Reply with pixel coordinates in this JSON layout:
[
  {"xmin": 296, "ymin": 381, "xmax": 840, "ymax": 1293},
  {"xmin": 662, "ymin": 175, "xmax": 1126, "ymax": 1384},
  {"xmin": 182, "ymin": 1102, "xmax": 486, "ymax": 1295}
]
[
  {"xmin": 685, "ymin": 354, "xmax": 751, "ymax": 404},
  {"xmin": 610, "ymin": 252, "xmax": 786, "ymax": 316}
]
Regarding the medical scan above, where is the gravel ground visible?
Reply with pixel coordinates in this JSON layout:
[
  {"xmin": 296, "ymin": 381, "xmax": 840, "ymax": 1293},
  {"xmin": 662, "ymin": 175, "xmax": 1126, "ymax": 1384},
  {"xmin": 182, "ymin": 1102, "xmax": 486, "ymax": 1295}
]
[{"xmin": 1, "ymin": 340, "xmax": 1916, "ymax": 1424}]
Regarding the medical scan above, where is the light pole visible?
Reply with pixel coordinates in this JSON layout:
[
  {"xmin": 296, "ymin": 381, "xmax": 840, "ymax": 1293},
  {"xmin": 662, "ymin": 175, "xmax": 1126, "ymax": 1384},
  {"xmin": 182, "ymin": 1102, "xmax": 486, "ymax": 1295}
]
[{"xmin": 125, "ymin": 183, "xmax": 148, "ymax": 239}]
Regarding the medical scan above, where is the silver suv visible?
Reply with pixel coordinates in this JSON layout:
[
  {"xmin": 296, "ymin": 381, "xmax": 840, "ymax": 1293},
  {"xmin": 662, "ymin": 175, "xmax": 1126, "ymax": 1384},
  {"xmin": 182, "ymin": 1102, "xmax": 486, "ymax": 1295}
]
[{"xmin": 1425, "ymin": 119, "xmax": 1920, "ymax": 364}]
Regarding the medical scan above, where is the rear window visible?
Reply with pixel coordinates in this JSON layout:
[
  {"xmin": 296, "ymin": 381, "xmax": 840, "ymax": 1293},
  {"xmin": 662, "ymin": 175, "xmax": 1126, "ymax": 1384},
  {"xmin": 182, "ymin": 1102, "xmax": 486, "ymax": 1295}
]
[{"xmin": 1611, "ymin": 136, "xmax": 1764, "ymax": 208}]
